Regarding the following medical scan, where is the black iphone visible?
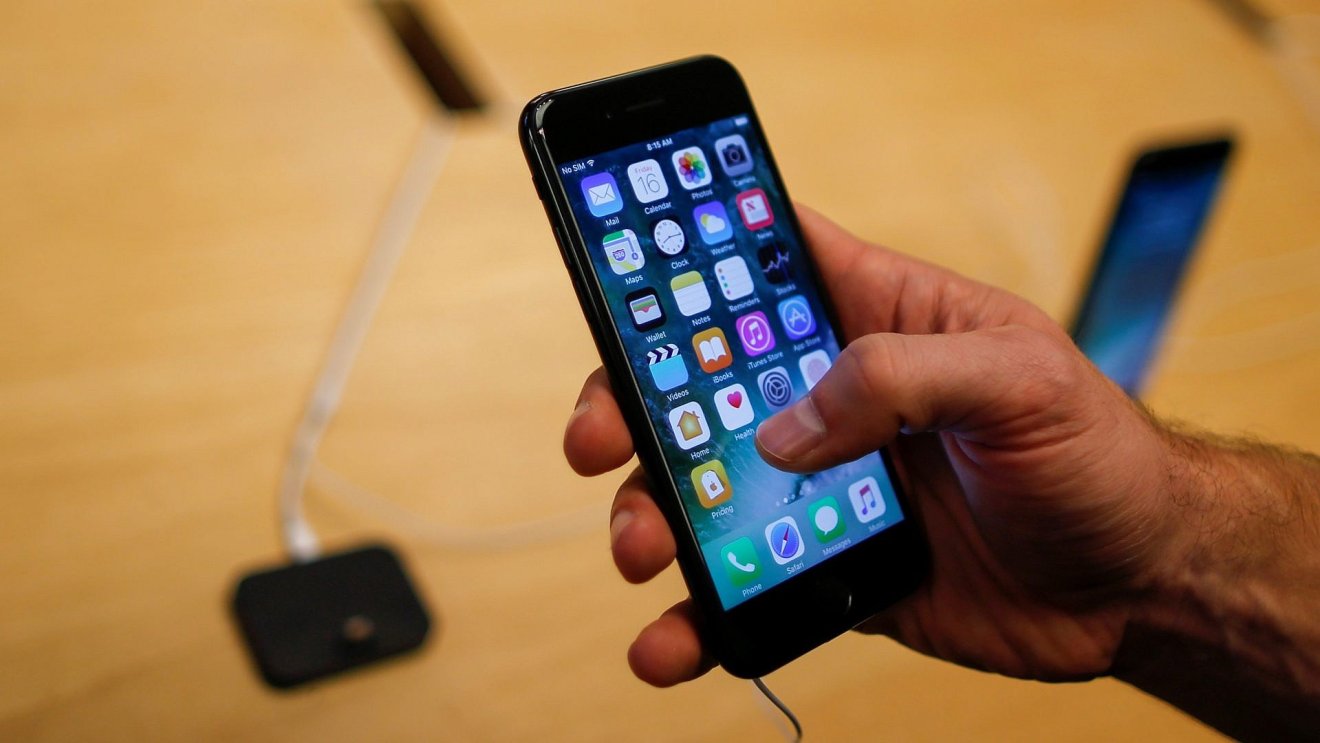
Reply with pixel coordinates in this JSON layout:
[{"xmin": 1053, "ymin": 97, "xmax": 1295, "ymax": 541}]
[
  {"xmin": 1070, "ymin": 137, "xmax": 1234, "ymax": 396},
  {"xmin": 521, "ymin": 56, "xmax": 928, "ymax": 677}
]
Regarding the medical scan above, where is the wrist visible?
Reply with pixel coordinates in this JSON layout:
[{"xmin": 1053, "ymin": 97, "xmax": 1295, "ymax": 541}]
[{"xmin": 1112, "ymin": 426, "xmax": 1320, "ymax": 737}]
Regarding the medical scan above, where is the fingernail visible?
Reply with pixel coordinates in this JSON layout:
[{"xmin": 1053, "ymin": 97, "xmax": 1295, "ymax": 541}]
[
  {"xmin": 756, "ymin": 395, "xmax": 826, "ymax": 462},
  {"xmin": 569, "ymin": 399, "xmax": 592, "ymax": 424},
  {"xmin": 610, "ymin": 508, "xmax": 635, "ymax": 547}
]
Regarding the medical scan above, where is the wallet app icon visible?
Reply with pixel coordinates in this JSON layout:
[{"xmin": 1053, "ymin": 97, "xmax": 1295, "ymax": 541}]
[{"xmin": 581, "ymin": 172, "xmax": 623, "ymax": 217}]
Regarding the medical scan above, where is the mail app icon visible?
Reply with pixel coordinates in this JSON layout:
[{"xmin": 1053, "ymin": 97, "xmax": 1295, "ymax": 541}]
[{"xmin": 581, "ymin": 172, "xmax": 623, "ymax": 217}]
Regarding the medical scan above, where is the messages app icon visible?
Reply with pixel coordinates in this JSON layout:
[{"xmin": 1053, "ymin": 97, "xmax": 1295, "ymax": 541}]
[{"xmin": 580, "ymin": 172, "xmax": 622, "ymax": 217}]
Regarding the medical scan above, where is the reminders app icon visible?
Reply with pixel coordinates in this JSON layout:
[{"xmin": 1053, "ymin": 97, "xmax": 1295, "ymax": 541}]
[{"xmin": 580, "ymin": 172, "xmax": 622, "ymax": 217}]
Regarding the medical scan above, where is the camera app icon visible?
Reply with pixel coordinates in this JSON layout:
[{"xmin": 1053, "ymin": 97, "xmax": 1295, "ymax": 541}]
[{"xmin": 715, "ymin": 134, "xmax": 754, "ymax": 177}]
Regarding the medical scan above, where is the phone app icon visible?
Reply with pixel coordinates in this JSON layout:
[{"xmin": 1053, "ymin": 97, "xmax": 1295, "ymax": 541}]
[
  {"xmin": 626, "ymin": 288, "xmax": 665, "ymax": 331},
  {"xmin": 765, "ymin": 517, "xmax": 805, "ymax": 564},
  {"xmin": 581, "ymin": 172, "xmax": 622, "ymax": 217},
  {"xmin": 652, "ymin": 217, "xmax": 687, "ymax": 257},
  {"xmin": 714, "ymin": 256, "xmax": 755, "ymax": 301},
  {"xmin": 848, "ymin": 476, "xmax": 886, "ymax": 524},
  {"xmin": 777, "ymin": 295, "xmax": 817, "ymax": 340},
  {"xmin": 736, "ymin": 188, "xmax": 774, "ymax": 231},
  {"xmin": 715, "ymin": 134, "xmax": 754, "ymax": 177},
  {"xmin": 667, "ymin": 401, "xmax": 711, "ymax": 450},
  {"xmin": 758, "ymin": 242, "xmax": 793, "ymax": 284},
  {"xmin": 691, "ymin": 460, "xmax": 733, "ymax": 508},
  {"xmin": 713, "ymin": 383, "xmax": 755, "ymax": 431},
  {"xmin": 808, "ymin": 496, "xmax": 847, "ymax": 542},
  {"xmin": 626, "ymin": 158, "xmax": 669, "ymax": 203},
  {"xmin": 692, "ymin": 327, "xmax": 733, "ymax": 373},
  {"xmin": 735, "ymin": 310, "xmax": 776, "ymax": 356},
  {"xmin": 670, "ymin": 271, "xmax": 712, "ymax": 317},
  {"xmin": 671, "ymin": 146, "xmax": 712, "ymax": 190},
  {"xmin": 799, "ymin": 349, "xmax": 832, "ymax": 390},
  {"xmin": 756, "ymin": 366, "xmax": 794, "ymax": 408},
  {"xmin": 693, "ymin": 202, "xmax": 733, "ymax": 245},
  {"xmin": 721, "ymin": 537, "xmax": 762, "ymax": 586},
  {"xmin": 602, "ymin": 229, "xmax": 645, "ymax": 274},
  {"xmin": 647, "ymin": 343, "xmax": 688, "ymax": 392}
]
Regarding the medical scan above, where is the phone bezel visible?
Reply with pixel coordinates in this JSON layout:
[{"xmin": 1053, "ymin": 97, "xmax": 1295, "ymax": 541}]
[{"xmin": 520, "ymin": 56, "xmax": 928, "ymax": 677}]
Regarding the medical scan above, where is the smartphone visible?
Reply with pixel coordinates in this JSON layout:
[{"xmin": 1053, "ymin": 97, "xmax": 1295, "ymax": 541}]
[
  {"xmin": 1070, "ymin": 137, "xmax": 1234, "ymax": 396},
  {"xmin": 520, "ymin": 56, "xmax": 928, "ymax": 677}
]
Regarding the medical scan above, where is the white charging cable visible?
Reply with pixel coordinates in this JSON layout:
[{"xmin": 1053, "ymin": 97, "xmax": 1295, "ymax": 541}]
[{"xmin": 278, "ymin": 116, "xmax": 455, "ymax": 561}]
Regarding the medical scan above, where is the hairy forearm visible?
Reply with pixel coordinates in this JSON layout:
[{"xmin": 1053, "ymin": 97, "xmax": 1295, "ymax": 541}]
[{"xmin": 1114, "ymin": 426, "xmax": 1320, "ymax": 739}]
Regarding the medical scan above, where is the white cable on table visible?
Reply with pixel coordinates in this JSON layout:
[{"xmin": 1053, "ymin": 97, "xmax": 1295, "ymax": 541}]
[{"xmin": 278, "ymin": 117, "xmax": 455, "ymax": 562}]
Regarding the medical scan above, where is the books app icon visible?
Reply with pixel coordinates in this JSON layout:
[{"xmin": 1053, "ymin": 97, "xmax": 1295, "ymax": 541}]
[{"xmin": 691, "ymin": 327, "xmax": 732, "ymax": 373}]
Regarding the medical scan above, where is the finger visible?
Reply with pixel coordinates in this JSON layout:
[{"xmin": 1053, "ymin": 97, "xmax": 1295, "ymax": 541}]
[
  {"xmin": 610, "ymin": 467, "xmax": 677, "ymax": 584},
  {"xmin": 627, "ymin": 599, "xmax": 715, "ymax": 687},
  {"xmin": 756, "ymin": 325, "xmax": 1078, "ymax": 473},
  {"xmin": 564, "ymin": 367, "xmax": 634, "ymax": 476}
]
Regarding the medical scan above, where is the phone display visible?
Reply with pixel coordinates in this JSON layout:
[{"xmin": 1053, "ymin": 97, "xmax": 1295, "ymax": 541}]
[
  {"xmin": 562, "ymin": 115, "xmax": 904, "ymax": 609},
  {"xmin": 522, "ymin": 57, "xmax": 926, "ymax": 676},
  {"xmin": 1071, "ymin": 138, "xmax": 1234, "ymax": 395}
]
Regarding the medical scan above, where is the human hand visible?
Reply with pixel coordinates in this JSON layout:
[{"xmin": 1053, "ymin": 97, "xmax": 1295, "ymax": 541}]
[{"xmin": 565, "ymin": 205, "xmax": 1180, "ymax": 686}]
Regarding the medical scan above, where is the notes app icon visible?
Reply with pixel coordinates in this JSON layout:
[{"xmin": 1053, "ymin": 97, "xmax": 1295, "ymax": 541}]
[{"xmin": 691, "ymin": 327, "xmax": 732, "ymax": 373}]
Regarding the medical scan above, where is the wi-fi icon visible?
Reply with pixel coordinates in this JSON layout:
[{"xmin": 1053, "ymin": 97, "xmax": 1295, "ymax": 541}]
[{"xmin": 587, "ymin": 159, "xmax": 595, "ymax": 167}]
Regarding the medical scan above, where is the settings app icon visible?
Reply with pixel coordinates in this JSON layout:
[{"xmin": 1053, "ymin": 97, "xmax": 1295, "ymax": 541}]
[{"xmin": 757, "ymin": 366, "xmax": 794, "ymax": 409}]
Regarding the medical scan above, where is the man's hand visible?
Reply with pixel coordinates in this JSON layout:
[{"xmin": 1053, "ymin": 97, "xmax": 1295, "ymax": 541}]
[{"xmin": 564, "ymin": 204, "xmax": 1184, "ymax": 687}]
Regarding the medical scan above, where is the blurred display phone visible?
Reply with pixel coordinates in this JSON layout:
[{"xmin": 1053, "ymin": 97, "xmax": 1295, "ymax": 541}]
[
  {"xmin": 1070, "ymin": 136, "xmax": 1235, "ymax": 395},
  {"xmin": 520, "ymin": 57, "xmax": 928, "ymax": 677}
]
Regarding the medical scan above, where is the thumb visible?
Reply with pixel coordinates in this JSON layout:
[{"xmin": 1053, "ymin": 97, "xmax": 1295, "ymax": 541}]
[{"xmin": 755, "ymin": 326, "xmax": 1073, "ymax": 473}]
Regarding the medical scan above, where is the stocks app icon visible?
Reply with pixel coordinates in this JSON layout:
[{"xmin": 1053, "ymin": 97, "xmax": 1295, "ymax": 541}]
[
  {"xmin": 758, "ymin": 242, "xmax": 792, "ymax": 284},
  {"xmin": 757, "ymin": 366, "xmax": 793, "ymax": 408}
]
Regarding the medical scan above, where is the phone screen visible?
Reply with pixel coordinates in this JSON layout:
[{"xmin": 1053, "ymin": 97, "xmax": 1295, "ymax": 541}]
[
  {"xmin": 1071, "ymin": 140, "xmax": 1232, "ymax": 395},
  {"xmin": 557, "ymin": 114, "xmax": 906, "ymax": 609}
]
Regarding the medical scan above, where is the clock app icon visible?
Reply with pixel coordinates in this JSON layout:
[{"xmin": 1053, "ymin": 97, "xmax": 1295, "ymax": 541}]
[{"xmin": 652, "ymin": 217, "xmax": 687, "ymax": 257}]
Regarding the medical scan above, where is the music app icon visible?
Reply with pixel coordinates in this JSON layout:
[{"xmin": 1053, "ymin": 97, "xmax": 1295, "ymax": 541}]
[
  {"xmin": 734, "ymin": 311, "xmax": 776, "ymax": 357},
  {"xmin": 847, "ymin": 476, "xmax": 886, "ymax": 524}
]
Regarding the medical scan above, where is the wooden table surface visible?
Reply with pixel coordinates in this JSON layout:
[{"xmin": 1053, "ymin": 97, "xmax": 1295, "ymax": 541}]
[{"xmin": 3, "ymin": 1, "xmax": 1318, "ymax": 739}]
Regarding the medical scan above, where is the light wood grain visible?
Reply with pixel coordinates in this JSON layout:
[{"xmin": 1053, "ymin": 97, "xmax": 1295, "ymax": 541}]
[{"xmin": 2, "ymin": 0, "xmax": 1317, "ymax": 740}]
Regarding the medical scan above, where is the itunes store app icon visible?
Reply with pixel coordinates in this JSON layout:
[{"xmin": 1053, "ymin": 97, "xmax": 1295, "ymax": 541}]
[{"xmin": 735, "ymin": 311, "xmax": 776, "ymax": 357}]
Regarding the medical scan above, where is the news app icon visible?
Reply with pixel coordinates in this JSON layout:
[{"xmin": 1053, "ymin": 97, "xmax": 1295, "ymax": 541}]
[
  {"xmin": 765, "ymin": 517, "xmax": 805, "ymax": 565},
  {"xmin": 625, "ymin": 288, "xmax": 665, "ymax": 331},
  {"xmin": 691, "ymin": 327, "xmax": 733, "ymax": 373},
  {"xmin": 667, "ymin": 401, "xmax": 711, "ymax": 450},
  {"xmin": 848, "ymin": 476, "xmax": 886, "ymax": 524},
  {"xmin": 602, "ymin": 229, "xmax": 644, "ymax": 274},
  {"xmin": 646, "ymin": 343, "xmax": 688, "ymax": 392},
  {"xmin": 735, "ymin": 310, "xmax": 776, "ymax": 357},
  {"xmin": 714, "ymin": 134, "xmax": 754, "ymax": 177},
  {"xmin": 736, "ymin": 188, "xmax": 774, "ymax": 231},
  {"xmin": 580, "ymin": 172, "xmax": 622, "ymax": 217},
  {"xmin": 691, "ymin": 460, "xmax": 733, "ymax": 509}
]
